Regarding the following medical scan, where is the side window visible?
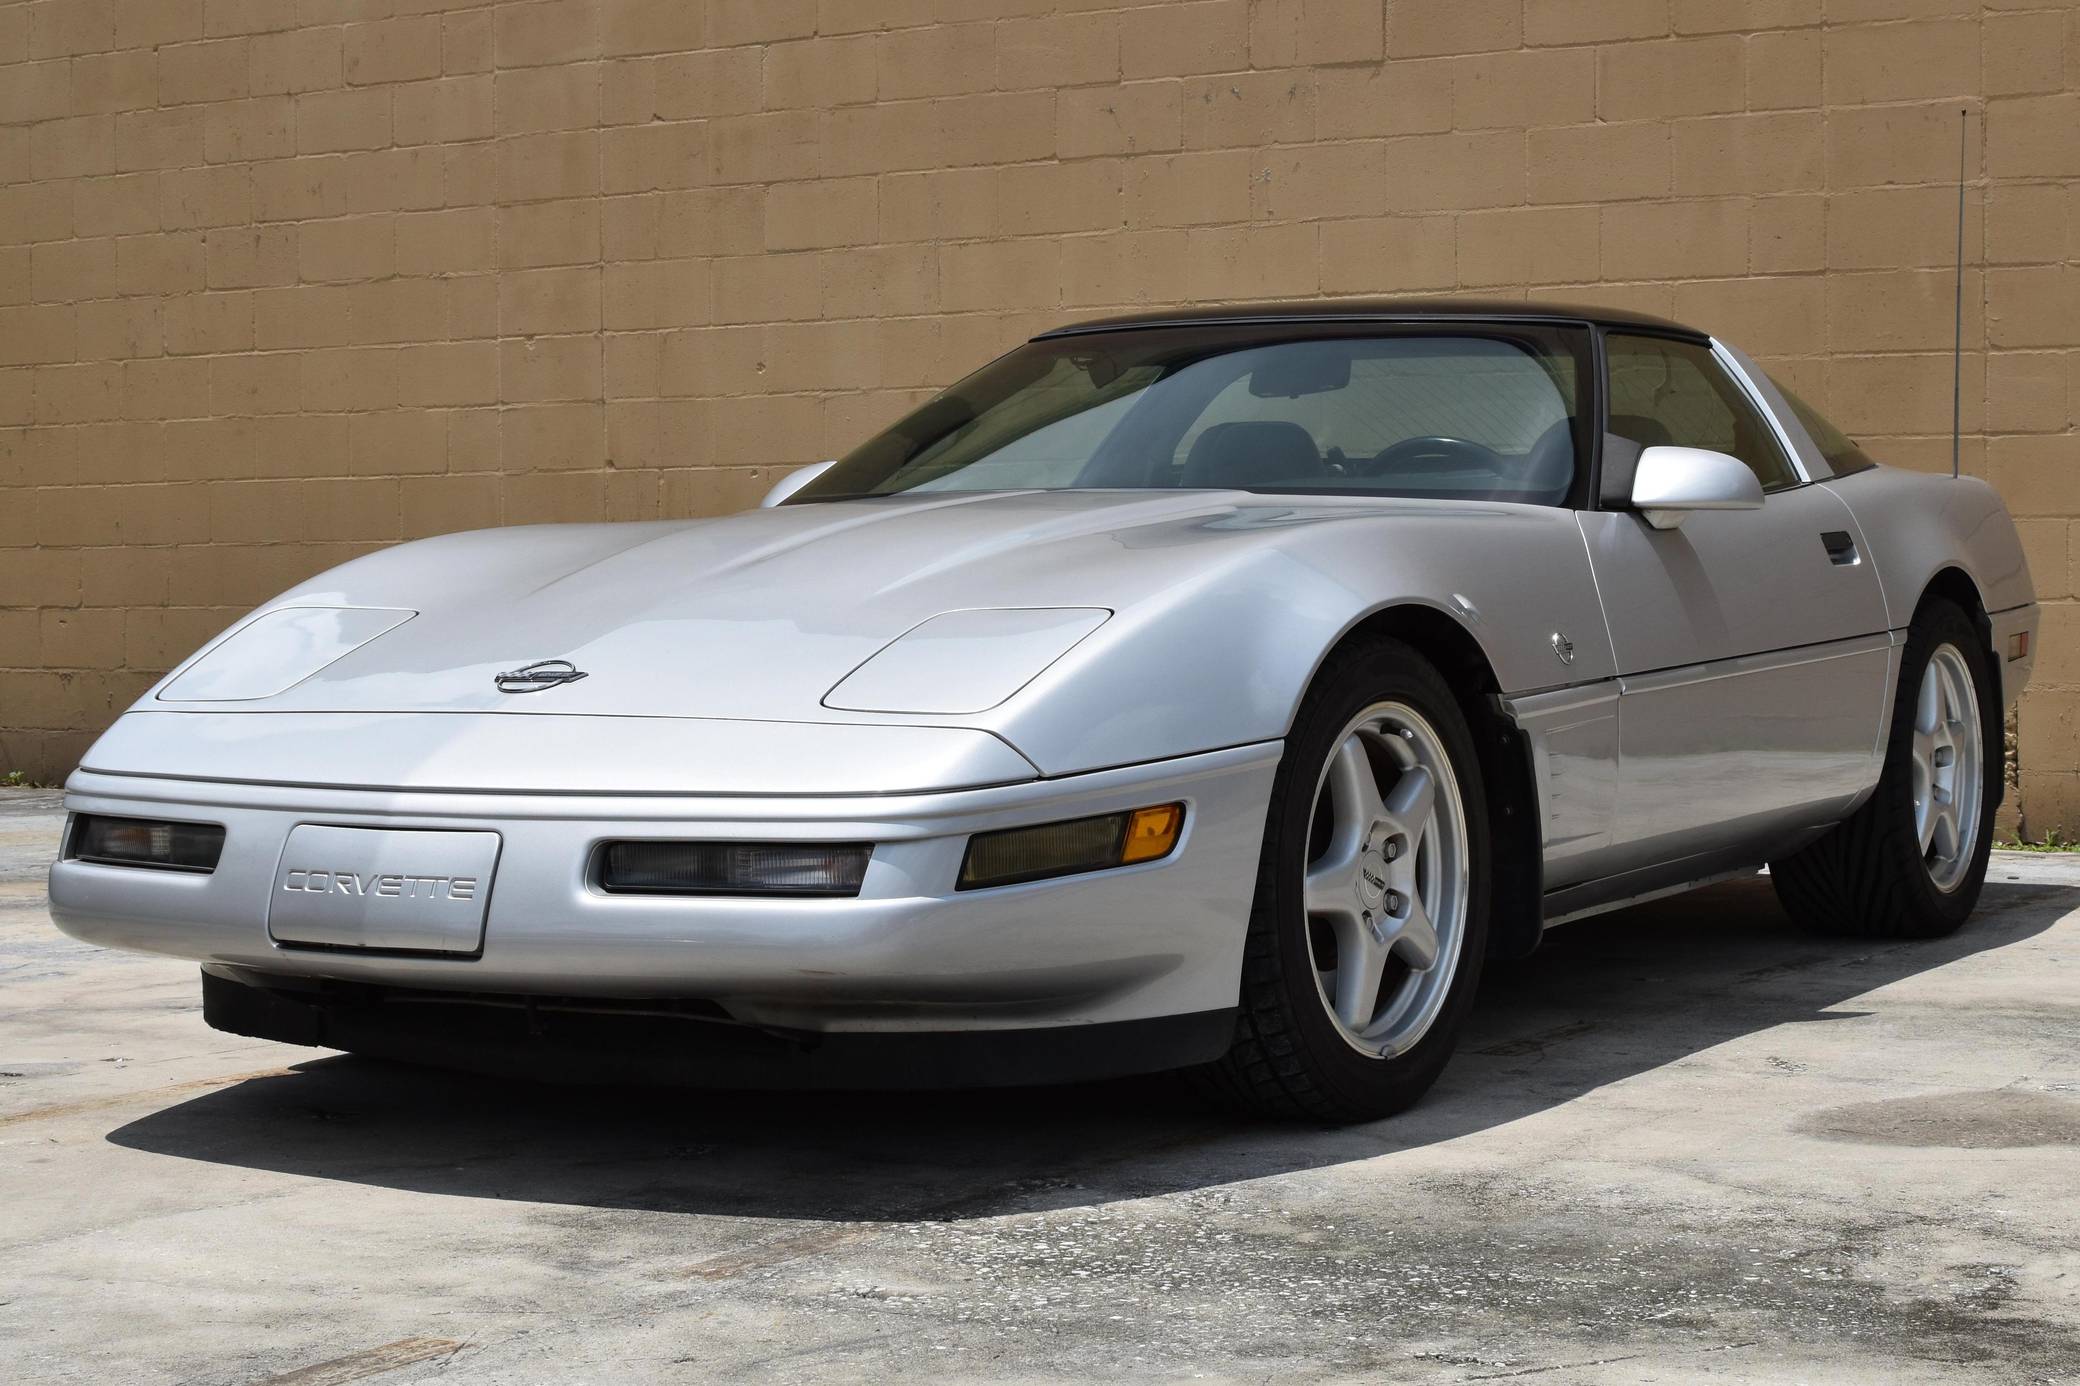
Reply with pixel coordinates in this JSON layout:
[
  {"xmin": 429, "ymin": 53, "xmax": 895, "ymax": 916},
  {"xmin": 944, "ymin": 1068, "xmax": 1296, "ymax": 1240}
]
[
  {"xmin": 1605, "ymin": 334, "xmax": 1799, "ymax": 491},
  {"xmin": 1768, "ymin": 377, "xmax": 1879, "ymax": 478}
]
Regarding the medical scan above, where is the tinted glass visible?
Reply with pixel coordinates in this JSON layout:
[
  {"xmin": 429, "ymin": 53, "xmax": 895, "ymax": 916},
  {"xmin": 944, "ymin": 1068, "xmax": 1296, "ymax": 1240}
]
[
  {"xmin": 1770, "ymin": 378, "xmax": 1879, "ymax": 477},
  {"xmin": 792, "ymin": 325, "xmax": 1591, "ymax": 506},
  {"xmin": 1605, "ymin": 333, "xmax": 1799, "ymax": 491}
]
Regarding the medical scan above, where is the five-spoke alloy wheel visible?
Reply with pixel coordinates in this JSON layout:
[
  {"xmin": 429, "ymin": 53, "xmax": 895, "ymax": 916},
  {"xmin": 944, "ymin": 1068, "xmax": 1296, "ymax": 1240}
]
[
  {"xmin": 1910, "ymin": 643, "xmax": 1984, "ymax": 894},
  {"xmin": 1302, "ymin": 702, "xmax": 1470, "ymax": 1059}
]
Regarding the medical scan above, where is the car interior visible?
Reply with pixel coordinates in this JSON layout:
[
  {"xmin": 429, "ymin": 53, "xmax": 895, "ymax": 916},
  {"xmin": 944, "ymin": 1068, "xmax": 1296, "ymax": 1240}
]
[{"xmin": 1170, "ymin": 416, "xmax": 1579, "ymax": 503}]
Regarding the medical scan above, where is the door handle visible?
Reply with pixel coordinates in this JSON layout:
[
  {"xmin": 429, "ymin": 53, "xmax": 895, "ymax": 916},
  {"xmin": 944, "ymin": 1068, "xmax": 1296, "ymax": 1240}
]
[{"xmin": 1820, "ymin": 530, "xmax": 1859, "ymax": 566}]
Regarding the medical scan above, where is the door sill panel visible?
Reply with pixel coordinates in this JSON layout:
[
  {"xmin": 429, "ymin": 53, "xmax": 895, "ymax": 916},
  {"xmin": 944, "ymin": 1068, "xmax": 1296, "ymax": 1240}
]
[{"xmin": 1541, "ymin": 823, "xmax": 1832, "ymax": 928}]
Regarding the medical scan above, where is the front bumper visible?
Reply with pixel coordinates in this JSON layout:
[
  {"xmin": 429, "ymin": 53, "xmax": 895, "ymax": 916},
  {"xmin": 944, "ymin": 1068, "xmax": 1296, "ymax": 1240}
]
[
  {"xmin": 50, "ymin": 743, "xmax": 1279, "ymax": 1038},
  {"xmin": 197, "ymin": 969, "xmax": 1240, "ymax": 1088}
]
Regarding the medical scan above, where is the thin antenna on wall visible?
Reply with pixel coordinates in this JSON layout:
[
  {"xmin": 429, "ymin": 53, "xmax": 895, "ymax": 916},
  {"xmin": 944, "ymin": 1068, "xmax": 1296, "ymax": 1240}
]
[{"xmin": 1952, "ymin": 107, "xmax": 1967, "ymax": 481}]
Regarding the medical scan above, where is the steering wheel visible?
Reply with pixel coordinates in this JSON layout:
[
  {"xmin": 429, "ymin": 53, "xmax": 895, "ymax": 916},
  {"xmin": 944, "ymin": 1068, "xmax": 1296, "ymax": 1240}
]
[{"xmin": 1357, "ymin": 436, "xmax": 1499, "ymax": 476}]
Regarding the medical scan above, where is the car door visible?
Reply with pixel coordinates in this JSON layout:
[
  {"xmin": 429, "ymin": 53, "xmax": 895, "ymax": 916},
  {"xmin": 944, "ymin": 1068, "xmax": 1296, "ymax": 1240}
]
[{"xmin": 1577, "ymin": 332, "xmax": 1891, "ymax": 873}]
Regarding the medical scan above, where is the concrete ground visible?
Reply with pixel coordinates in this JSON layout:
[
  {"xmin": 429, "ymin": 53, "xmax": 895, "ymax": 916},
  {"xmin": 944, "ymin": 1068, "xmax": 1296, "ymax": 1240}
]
[{"xmin": 2, "ymin": 789, "xmax": 2075, "ymax": 1385}]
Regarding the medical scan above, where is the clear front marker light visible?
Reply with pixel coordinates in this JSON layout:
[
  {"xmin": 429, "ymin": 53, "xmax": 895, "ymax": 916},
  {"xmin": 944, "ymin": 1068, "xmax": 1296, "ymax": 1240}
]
[
  {"xmin": 69, "ymin": 814, "xmax": 226, "ymax": 873},
  {"xmin": 959, "ymin": 803, "xmax": 1186, "ymax": 890},
  {"xmin": 598, "ymin": 841, "xmax": 872, "ymax": 897}
]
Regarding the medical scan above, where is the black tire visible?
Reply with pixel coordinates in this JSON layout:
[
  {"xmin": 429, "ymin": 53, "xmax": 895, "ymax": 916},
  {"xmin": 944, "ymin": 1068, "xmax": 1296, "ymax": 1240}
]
[
  {"xmin": 1198, "ymin": 637, "xmax": 1491, "ymax": 1122},
  {"xmin": 1771, "ymin": 600, "xmax": 1999, "ymax": 939}
]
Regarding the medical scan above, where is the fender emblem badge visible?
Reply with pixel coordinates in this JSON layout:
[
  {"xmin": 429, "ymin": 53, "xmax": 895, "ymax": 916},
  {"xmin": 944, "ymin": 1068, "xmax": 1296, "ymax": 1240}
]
[
  {"xmin": 495, "ymin": 659, "xmax": 589, "ymax": 693},
  {"xmin": 1550, "ymin": 632, "xmax": 1574, "ymax": 665}
]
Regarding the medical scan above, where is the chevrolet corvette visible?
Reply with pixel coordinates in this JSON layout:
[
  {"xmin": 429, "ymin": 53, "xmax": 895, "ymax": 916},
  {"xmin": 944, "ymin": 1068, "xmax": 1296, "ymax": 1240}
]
[{"xmin": 49, "ymin": 300, "xmax": 2038, "ymax": 1121}]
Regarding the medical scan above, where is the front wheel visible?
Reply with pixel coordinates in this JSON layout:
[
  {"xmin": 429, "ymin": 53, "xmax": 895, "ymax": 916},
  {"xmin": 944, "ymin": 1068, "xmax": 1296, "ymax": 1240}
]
[
  {"xmin": 1772, "ymin": 600, "xmax": 1999, "ymax": 938},
  {"xmin": 1201, "ymin": 637, "xmax": 1491, "ymax": 1122}
]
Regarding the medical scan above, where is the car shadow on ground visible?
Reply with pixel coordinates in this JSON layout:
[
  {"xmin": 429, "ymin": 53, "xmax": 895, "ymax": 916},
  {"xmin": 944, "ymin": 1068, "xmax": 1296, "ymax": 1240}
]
[{"xmin": 107, "ymin": 876, "xmax": 2072, "ymax": 1224}]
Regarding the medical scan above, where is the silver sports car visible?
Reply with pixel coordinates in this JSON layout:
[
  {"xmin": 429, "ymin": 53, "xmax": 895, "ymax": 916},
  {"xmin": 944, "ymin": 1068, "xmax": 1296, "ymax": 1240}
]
[{"xmin": 49, "ymin": 300, "xmax": 2038, "ymax": 1121}]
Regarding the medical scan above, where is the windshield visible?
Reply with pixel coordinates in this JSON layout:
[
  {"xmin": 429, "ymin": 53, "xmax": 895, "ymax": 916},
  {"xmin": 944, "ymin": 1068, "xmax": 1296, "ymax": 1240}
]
[{"xmin": 791, "ymin": 324, "xmax": 1592, "ymax": 506}]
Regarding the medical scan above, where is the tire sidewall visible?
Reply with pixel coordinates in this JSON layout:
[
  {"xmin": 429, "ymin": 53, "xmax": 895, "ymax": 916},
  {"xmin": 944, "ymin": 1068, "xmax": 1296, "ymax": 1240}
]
[{"xmin": 1265, "ymin": 640, "xmax": 1492, "ymax": 1115}]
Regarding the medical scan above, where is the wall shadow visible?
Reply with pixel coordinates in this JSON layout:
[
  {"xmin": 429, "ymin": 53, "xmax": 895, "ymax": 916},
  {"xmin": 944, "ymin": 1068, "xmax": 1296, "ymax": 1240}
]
[{"xmin": 106, "ymin": 877, "xmax": 2071, "ymax": 1224}]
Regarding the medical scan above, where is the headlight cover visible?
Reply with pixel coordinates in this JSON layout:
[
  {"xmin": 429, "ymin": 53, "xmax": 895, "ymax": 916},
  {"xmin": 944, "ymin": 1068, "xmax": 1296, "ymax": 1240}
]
[
  {"xmin": 823, "ymin": 607, "xmax": 1110, "ymax": 715},
  {"xmin": 158, "ymin": 606, "xmax": 415, "ymax": 702}
]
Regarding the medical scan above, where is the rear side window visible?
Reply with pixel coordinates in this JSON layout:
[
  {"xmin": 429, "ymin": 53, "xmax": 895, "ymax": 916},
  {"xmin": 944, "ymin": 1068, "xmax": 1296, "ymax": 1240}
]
[
  {"xmin": 1770, "ymin": 379, "xmax": 1880, "ymax": 478},
  {"xmin": 1605, "ymin": 333, "xmax": 1800, "ymax": 492}
]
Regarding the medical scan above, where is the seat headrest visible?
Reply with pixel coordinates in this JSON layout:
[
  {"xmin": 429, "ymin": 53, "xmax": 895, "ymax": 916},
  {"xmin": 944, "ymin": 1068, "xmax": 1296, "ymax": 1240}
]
[
  {"xmin": 1608, "ymin": 413, "xmax": 1674, "ymax": 449},
  {"xmin": 1180, "ymin": 421, "xmax": 1320, "ymax": 489},
  {"xmin": 1515, "ymin": 417, "xmax": 1577, "ymax": 499}
]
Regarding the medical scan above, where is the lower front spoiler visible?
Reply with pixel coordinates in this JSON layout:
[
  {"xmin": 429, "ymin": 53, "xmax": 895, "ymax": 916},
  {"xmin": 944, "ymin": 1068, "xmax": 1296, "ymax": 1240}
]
[{"xmin": 203, "ymin": 967, "xmax": 1238, "ymax": 1090}]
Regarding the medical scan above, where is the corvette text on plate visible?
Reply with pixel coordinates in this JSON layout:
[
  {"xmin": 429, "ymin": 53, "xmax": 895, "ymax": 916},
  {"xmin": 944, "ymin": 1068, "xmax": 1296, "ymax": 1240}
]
[{"xmin": 279, "ymin": 870, "xmax": 479, "ymax": 900}]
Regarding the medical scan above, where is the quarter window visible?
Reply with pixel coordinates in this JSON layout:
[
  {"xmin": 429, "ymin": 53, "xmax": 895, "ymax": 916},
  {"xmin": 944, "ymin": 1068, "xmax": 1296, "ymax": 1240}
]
[
  {"xmin": 1605, "ymin": 333, "xmax": 1799, "ymax": 491},
  {"xmin": 1769, "ymin": 378, "xmax": 1879, "ymax": 478}
]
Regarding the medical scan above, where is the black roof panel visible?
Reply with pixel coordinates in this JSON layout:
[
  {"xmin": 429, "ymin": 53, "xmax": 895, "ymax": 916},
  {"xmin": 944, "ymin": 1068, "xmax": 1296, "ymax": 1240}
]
[{"xmin": 1035, "ymin": 297, "xmax": 1701, "ymax": 340}]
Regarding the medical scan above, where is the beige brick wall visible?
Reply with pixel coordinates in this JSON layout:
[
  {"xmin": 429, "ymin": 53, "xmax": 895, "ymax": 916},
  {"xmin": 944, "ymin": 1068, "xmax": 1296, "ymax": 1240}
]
[{"xmin": 0, "ymin": 0, "xmax": 2075, "ymax": 828}]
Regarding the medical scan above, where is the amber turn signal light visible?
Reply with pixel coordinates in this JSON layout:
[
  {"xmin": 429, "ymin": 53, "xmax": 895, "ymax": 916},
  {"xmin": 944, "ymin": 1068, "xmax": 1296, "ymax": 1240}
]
[
  {"xmin": 958, "ymin": 802, "xmax": 1187, "ymax": 890},
  {"xmin": 1120, "ymin": 803, "xmax": 1185, "ymax": 863}
]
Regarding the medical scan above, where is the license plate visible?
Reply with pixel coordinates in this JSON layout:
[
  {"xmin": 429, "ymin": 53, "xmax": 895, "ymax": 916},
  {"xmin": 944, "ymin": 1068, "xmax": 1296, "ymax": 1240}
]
[{"xmin": 268, "ymin": 825, "xmax": 501, "ymax": 954}]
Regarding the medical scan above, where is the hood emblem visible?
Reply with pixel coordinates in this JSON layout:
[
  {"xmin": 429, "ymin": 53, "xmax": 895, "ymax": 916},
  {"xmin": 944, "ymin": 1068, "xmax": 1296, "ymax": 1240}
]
[
  {"xmin": 496, "ymin": 659, "xmax": 589, "ymax": 694},
  {"xmin": 1550, "ymin": 632, "xmax": 1574, "ymax": 665}
]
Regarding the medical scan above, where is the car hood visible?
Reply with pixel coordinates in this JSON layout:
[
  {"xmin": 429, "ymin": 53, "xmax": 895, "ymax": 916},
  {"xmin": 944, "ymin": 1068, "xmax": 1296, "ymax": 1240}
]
[{"xmin": 154, "ymin": 489, "xmax": 1435, "ymax": 724}]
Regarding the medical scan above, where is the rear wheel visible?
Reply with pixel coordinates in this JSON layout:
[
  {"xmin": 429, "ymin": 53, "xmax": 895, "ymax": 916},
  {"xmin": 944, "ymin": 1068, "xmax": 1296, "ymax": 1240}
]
[
  {"xmin": 1771, "ymin": 600, "xmax": 1998, "ymax": 938},
  {"xmin": 1202, "ymin": 638, "xmax": 1490, "ymax": 1122}
]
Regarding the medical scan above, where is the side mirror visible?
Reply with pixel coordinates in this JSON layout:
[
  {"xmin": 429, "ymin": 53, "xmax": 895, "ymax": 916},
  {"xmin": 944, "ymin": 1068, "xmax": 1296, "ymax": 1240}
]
[
  {"xmin": 760, "ymin": 460, "xmax": 837, "ymax": 508},
  {"xmin": 1629, "ymin": 446, "xmax": 1764, "ymax": 531}
]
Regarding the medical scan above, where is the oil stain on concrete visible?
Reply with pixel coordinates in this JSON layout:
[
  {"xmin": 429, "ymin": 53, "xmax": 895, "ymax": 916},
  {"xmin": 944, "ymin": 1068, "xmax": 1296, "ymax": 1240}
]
[{"xmin": 1800, "ymin": 1088, "xmax": 2080, "ymax": 1148}]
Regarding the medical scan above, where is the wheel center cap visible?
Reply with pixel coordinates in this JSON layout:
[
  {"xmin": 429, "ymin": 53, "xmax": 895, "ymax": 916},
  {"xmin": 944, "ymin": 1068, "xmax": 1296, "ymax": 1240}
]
[{"xmin": 1357, "ymin": 846, "xmax": 1388, "ymax": 909}]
